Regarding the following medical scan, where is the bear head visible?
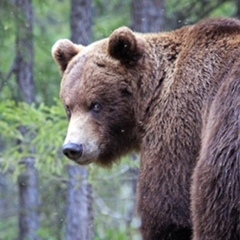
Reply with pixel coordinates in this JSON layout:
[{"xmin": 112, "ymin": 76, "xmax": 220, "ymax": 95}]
[{"xmin": 52, "ymin": 27, "xmax": 147, "ymax": 166}]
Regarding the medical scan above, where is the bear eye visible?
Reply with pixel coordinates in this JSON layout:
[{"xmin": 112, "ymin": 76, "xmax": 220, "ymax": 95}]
[
  {"xmin": 90, "ymin": 102, "xmax": 102, "ymax": 113},
  {"xmin": 65, "ymin": 105, "xmax": 71, "ymax": 119}
]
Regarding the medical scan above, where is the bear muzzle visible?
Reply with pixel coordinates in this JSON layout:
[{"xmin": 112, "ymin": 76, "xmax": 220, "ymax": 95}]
[{"xmin": 62, "ymin": 113, "xmax": 101, "ymax": 164}]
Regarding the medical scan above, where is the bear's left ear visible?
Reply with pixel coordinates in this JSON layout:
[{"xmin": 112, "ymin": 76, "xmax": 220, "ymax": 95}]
[
  {"xmin": 52, "ymin": 39, "xmax": 84, "ymax": 72},
  {"xmin": 108, "ymin": 27, "xmax": 146, "ymax": 65}
]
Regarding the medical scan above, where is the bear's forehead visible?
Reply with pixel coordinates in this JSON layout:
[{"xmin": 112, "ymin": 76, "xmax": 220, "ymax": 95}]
[
  {"xmin": 60, "ymin": 37, "xmax": 129, "ymax": 104},
  {"xmin": 60, "ymin": 46, "xmax": 115, "ymax": 102},
  {"xmin": 65, "ymin": 39, "xmax": 110, "ymax": 75},
  {"xmin": 61, "ymin": 59, "xmax": 96, "ymax": 97}
]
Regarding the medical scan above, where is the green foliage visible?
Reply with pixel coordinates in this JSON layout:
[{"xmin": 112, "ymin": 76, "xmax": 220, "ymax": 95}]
[
  {"xmin": 210, "ymin": 1, "xmax": 236, "ymax": 17},
  {"xmin": 94, "ymin": 0, "xmax": 132, "ymax": 39},
  {"xmin": 95, "ymin": 229, "xmax": 129, "ymax": 240},
  {"xmin": 166, "ymin": 0, "xmax": 237, "ymax": 29},
  {"xmin": 33, "ymin": 0, "xmax": 71, "ymax": 105},
  {"xmin": 0, "ymin": 218, "xmax": 18, "ymax": 240},
  {"xmin": 0, "ymin": 1, "xmax": 17, "ymax": 100},
  {"xmin": 0, "ymin": 100, "xmax": 68, "ymax": 175}
]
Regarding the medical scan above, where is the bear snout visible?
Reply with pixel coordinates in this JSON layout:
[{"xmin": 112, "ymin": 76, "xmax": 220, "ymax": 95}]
[{"xmin": 62, "ymin": 142, "xmax": 83, "ymax": 161}]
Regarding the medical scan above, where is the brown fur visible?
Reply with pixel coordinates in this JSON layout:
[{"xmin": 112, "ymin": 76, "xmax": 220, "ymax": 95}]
[
  {"xmin": 52, "ymin": 18, "xmax": 240, "ymax": 240},
  {"xmin": 191, "ymin": 60, "xmax": 240, "ymax": 240}
]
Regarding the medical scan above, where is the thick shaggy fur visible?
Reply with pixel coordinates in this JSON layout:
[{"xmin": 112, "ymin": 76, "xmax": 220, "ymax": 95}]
[
  {"xmin": 52, "ymin": 18, "xmax": 240, "ymax": 240},
  {"xmin": 191, "ymin": 61, "xmax": 240, "ymax": 240}
]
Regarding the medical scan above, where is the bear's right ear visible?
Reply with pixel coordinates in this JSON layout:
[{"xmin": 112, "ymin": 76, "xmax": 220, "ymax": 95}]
[
  {"xmin": 108, "ymin": 27, "xmax": 146, "ymax": 65},
  {"xmin": 52, "ymin": 39, "xmax": 84, "ymax": 72}
]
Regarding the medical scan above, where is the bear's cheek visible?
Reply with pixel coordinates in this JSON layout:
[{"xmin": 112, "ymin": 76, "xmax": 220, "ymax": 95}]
[{"xmin": 63, "ymin": 113, "xmax": 102, "ymax": 165}]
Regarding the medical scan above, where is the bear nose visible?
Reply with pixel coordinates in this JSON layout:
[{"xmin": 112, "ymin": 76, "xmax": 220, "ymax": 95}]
[{"xmin": 62, "ymin": 143, "xmax": 83, "ymax": 160}]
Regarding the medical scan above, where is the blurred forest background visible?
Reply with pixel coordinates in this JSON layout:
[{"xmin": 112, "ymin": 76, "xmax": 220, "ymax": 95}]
[{"xmin": 0, "ymin": 0, "xmax": 239, "ymax": 239}]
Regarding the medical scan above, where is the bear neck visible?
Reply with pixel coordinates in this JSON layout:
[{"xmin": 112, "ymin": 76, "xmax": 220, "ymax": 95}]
[{"xmin": 134, "ymin": 27, "xmax": 189, "ymax": 137}]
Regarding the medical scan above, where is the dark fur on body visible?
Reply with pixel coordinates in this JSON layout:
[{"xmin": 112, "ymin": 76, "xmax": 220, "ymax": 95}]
[
  {"xmin": 52, "ymin": 18, "xmax": 240, "ymax": 240},
  {"xmin": 191, "ymin": 60, "xmax": 240, "ymax": 240}
]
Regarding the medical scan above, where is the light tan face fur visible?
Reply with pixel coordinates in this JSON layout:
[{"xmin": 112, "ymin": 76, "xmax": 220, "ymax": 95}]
[{"xmin": 63, "ymin": 112, "xmax": 101, "ymax": 164}]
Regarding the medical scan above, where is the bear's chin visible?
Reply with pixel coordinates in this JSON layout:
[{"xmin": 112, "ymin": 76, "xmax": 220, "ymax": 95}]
[
  {"xmin": 71, "ymin": 154, "xmax": 99, "ymax": 165},
  {"xmin": 74, "ymin": 158, "xmax": 95, "ymax": 165}
]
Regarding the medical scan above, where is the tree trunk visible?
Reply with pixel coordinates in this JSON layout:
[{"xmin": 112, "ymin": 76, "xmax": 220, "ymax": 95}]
[
  {"xmin": 0, "ymin": 172, "xmax": 8, "ymax": 220},
  {"xmin": 18, "ymin": 159, "xmax": 40, "ymax": 240},
  {"xmin": 66, "ymin": 1, "xmax": 94, "ymax": 240},
  {"xmin": 15, "ymin": 0, "xmax": 40, "ymax": 239},
  {"xmin": 66, "ymin": 165, "xmax": 94, "ymax": 240},
  {"xmin": 132, "ymin": 0, "xmax": 166, "ymax": 32},
  {"xmin": 15, "ymin": 0, "xmax": 35, "ymax": 104},
  {"xmin": 237, "ymin": 0, "xmax": 240, "ymax": 18},
  {"xmin": 70, "ymin": 0, "xmax": 93, "ymax": 45}
]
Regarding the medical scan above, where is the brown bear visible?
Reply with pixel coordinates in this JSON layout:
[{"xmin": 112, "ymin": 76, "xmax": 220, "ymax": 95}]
[{"xmin": 52, "ymin": 18, "xmax": 240, "ymax": 240}]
